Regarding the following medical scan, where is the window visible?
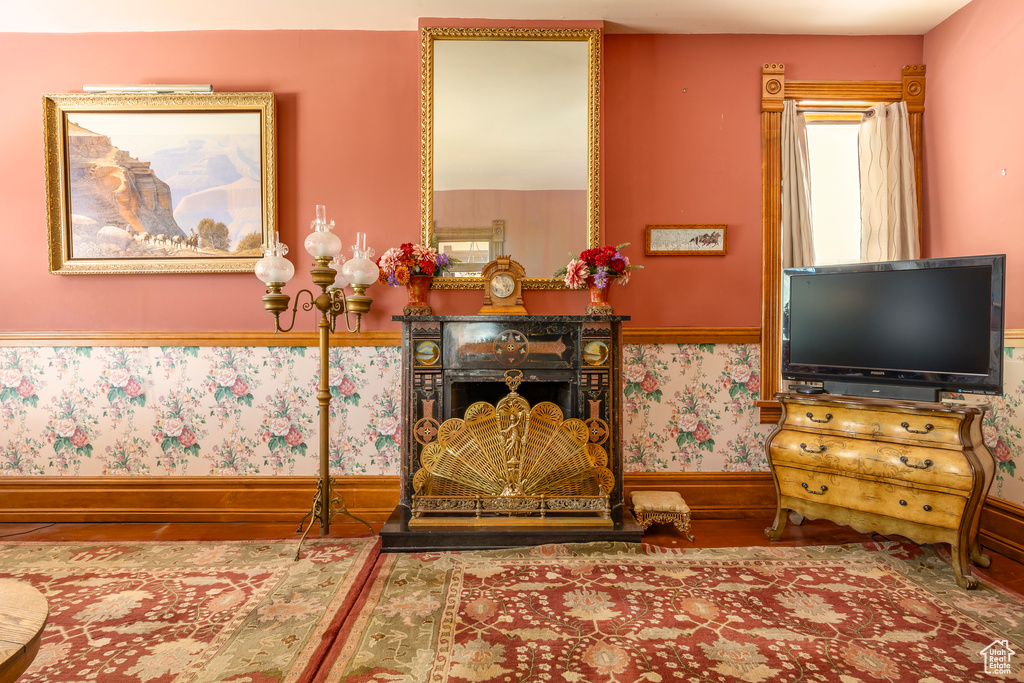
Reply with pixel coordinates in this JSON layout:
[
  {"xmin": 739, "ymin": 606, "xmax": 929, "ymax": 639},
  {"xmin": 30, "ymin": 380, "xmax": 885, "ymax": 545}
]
[
  {"xmin": 758, "ymin": 63, "xmax": 926, "ymax": 423},
  {"xmin": 805, "ymin": 120, "xmax": 861, "ymax": 266},
  {"xmin": 433, "ymin": 220, "xmax": 505, "ymax": 274}
]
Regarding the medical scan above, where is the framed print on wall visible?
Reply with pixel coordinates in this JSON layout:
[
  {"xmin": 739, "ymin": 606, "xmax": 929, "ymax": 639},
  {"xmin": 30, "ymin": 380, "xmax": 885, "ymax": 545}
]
[
  {"xmin": 43, "ymin": 92, "xmax": 276, "ymax": 274},
  {"xmin": 645, "ymin": 224, "xmax": 728, "ymax": 256}
]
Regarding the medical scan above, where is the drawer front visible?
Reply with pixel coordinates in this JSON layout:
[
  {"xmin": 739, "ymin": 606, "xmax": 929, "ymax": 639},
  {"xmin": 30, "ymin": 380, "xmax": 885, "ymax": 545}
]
[
  {"xmin": 785, "ymin": 403, "xmax": 964, "ymax": 446},
  {"xmin": 769, "ymin": 431, "xmax": 974, "ymax": 492},
  {"xmin": 774, "ymin": 465, "xmax": 966, "ymax": 530}
]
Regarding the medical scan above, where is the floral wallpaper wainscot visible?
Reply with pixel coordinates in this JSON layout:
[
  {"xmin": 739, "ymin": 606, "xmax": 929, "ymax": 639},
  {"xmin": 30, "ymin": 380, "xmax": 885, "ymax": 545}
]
[
  {"xmin": 622, "ymin": 343, "xmax": 771, "ymax": 473},
  {"xmin": 1, "ymin": 344, "xmax": 1022, "ymax": 508},
  {"xmin": 957, "ymin": 346, "xmax": 1024, "ymax": 503},
  {"xmin": 0, "ymin": 346, "xmax": 401, "ymax": 478}
]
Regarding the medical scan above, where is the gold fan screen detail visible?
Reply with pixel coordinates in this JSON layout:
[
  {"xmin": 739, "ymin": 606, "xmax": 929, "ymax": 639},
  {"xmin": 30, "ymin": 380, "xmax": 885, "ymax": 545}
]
[{"xmin": 411, "ymin": 371, "xmax": 614, "ymax": 525}]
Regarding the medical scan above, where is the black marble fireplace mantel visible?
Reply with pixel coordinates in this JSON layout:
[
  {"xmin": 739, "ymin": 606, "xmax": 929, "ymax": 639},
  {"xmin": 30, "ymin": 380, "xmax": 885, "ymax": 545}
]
[{"xmin": 379, "ymin": 314, "xmax": 642, "ymax": 551}]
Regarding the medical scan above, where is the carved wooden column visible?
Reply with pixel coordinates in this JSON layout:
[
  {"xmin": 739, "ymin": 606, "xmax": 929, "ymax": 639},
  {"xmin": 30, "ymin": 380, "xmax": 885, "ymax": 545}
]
[
  {"xmin": 902, "ymin": 65, "xmax": 927, "ymax": 242},
  {"xmin": 759, "ymin": 63, "xmax": 785, "ymax": 424}
]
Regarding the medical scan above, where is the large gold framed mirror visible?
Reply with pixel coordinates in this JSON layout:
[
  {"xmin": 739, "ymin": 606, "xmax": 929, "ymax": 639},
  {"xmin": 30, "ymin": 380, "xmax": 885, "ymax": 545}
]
[{"xmin": 420, "ymin": 26, "xmax": 601, "ymax": 289}]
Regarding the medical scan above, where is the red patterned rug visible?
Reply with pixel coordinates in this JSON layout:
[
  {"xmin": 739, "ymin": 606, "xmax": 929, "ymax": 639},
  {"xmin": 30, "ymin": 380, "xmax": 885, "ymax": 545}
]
[
  {"xmin": 316, "ymin": 542, "xmax": 1024, "ymax": 682},
  {"xmin": 0, "ymin": 537, "xmax": 379, "ymax": 682}
]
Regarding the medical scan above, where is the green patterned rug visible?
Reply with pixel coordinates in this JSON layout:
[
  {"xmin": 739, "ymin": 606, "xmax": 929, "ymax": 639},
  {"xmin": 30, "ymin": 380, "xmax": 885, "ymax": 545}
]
[
  {"xmin": 0, "ymin": 537, "xmax": 378, "ymax": 682},
  {"xmin": 317, "ymin": 541, "xmax": 1024, "ymax": 682}
]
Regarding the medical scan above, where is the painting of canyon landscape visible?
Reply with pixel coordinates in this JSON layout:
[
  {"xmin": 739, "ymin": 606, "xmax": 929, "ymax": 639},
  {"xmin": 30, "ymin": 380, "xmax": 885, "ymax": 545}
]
[{"xmin": 44, "ymin": 93, "xmax": 276, "ymax": 274}]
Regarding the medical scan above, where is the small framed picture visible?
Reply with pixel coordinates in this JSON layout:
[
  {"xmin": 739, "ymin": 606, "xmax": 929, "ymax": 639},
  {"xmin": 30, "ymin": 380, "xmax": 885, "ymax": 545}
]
[
  {"xmin": 645, "ymin": 224, "xmax": 727, "ymax": 256},
  {"xmin": 43, "ymin": 92, "xmax": 276, "ymax": 274}
]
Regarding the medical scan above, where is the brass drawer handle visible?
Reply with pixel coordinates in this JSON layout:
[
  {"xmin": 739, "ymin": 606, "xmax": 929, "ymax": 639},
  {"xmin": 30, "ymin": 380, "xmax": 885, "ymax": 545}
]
[
  {"xmin": 899, "ymin": 455, "xmax": 933, "ymax": 470},
  {"xmin": 806, "ymin": 412, "xmax": 833, "ymax": 424},
  {"xmin": 901, "ymin": 421, "xmax": 934, "ymax": 434},
  {"xmin": 801, "ymin": 482, "xmax": 828, "ymax": 495},
  {"xmin": 800, "ymin": 443, "xmax": 827, "ymax": 454}
]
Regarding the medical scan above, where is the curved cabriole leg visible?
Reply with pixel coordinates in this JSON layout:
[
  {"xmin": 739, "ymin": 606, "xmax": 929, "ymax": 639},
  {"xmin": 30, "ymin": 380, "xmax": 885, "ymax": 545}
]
[
  {"xmin": 766, "ymin": 504, "xmax": 789, "ymax": 541},
  {"xmin": 970, "ymin": 539, "xmax": 992, "ymax": 568},
  {"xmin": 673, "ymin": 517, "xmax": 695, "ymax": 542},
  {"xmin": 951, "ymin": 542, "xmax": 979, "ymax": 590}
]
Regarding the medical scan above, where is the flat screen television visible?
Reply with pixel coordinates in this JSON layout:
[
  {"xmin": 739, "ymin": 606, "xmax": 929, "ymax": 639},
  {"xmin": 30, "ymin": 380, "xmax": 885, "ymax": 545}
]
[{"xmin": 781, "ymin": 254, "xmax": 1005, "ymax": 402}]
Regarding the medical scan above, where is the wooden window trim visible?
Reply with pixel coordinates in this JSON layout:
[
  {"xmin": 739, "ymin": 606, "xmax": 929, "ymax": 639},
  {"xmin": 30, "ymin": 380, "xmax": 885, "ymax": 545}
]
[{"xmin": 758, "ymin": 63, "xmax": 926, "ymax": 424}]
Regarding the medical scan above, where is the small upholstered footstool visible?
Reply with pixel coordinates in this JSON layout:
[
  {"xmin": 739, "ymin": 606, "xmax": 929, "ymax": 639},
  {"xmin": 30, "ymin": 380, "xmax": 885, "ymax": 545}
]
[{"xmin": 631, "ymin": 491, "xmax": 695, "ymax": 541}]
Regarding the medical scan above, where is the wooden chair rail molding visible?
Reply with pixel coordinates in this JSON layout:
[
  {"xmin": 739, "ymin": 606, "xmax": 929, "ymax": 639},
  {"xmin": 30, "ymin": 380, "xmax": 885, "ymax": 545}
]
[
  {"xmin": 1, "ymin": 472, "xmax": 1020, "ymax": 563},
  {"xmin": 0, "ymin": 330, "xmax": 402, "ymax": 348},
  {"xmin": 0, "ymin": 328, "xmax": 762, "ymax": 347}
]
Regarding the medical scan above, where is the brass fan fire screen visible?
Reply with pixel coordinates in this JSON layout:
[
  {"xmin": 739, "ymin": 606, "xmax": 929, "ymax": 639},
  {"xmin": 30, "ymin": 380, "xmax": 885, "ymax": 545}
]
[{"xmin": 410, "ymin": 370, "xmax": 615, "ymax": 527}]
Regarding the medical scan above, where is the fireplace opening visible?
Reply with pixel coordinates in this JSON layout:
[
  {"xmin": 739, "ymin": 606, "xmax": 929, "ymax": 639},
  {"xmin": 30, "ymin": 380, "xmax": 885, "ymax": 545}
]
[{"xmin": 447, "ymin": 375, "xmax": 576, "ymax": 422}]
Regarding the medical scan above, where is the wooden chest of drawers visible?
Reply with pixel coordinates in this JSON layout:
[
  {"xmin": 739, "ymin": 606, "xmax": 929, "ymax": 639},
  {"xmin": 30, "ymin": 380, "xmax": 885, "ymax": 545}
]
[{"xmin": 766, "ymin": 393, "xmax": 995, "ymax": 588}]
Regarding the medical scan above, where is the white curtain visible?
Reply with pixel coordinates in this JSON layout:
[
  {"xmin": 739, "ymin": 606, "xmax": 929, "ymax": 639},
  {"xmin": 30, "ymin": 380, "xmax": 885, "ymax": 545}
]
[
  {"xmin": 781, "ymin": 100, "xmax": 815, "ymax": 268},
  {"xmin": 859, "ymin": 101, "xmax": 920, "ymax": 261}
]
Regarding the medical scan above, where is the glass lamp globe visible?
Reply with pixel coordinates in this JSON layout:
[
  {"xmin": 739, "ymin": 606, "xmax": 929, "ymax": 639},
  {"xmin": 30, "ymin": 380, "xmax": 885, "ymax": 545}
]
[
  {"xmin": 255, "ymin": 231, "xmax": 294, "ymax": 285},
  {"xmin": 327, "ymin": 254, "xmax": 349, "ymax": 292},
  {"xmin": 304, "ymin": 205, "xmax": 342, "ymax": 260},
  {"xmin": 341, "ymin": 232, "xmax": 379, "ymax": 287},
  {"xmin": 255, "ymin": 255, "xmax": 295, "ymax": 285}
]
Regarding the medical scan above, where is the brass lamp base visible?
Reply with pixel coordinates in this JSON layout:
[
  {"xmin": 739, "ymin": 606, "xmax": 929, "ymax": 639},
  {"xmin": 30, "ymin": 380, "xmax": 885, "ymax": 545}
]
[
  {"xmin": 345, "ymin": 291, "xmax": 373, "ymax": 316},
  {"xmin": 262, "ymin": 291, "xmax": 290, "ymax": 315},
  {"xmin": 294, "ymin": 476, "xmax": 373, "ymax": 561}
]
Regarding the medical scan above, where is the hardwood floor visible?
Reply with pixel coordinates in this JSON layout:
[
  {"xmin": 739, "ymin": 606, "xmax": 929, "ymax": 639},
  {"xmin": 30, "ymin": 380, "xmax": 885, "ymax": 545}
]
[{"xmin": 1, "ymin": 517, "xmax": 1021, "ymax": 595}]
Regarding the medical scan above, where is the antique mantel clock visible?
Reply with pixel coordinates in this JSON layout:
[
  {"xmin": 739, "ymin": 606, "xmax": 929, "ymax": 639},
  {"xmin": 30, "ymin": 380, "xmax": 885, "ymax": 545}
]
[{"xmin": 478, "ymin": 256, "xmax": 527, "ymax": 314}]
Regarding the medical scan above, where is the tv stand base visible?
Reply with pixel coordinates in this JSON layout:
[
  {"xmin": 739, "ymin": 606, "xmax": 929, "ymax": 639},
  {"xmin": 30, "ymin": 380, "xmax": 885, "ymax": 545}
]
[{"xmin": 822, "ymin": 380, "xmax": 940, "ymax": 402}]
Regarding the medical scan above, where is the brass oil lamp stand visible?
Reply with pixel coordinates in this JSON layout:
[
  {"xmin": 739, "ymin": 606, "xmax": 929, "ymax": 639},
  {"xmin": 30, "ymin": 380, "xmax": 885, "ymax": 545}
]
[{"xmin": 255, "ymin": 206, "xmax": 377, "ymax": 559}]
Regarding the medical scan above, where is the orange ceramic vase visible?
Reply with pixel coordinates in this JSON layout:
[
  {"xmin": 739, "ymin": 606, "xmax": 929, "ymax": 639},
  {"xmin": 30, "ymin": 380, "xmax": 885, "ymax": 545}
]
[
  {"xmin": 586, "ymin": 278, "xmax": 613, "ymax": 315},
  {"xmin": 404, "ymin": 275, "xmax": 433, "ymax": 315}
]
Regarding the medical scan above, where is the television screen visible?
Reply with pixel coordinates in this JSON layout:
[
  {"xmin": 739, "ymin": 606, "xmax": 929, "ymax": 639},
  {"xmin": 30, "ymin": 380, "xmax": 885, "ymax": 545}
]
[{"xmin": 782, "ymin": 255, "xmax": 1005, "ymax": 400}]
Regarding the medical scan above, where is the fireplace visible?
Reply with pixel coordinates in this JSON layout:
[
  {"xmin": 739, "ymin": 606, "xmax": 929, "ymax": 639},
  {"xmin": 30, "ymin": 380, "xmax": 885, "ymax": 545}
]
[
  {"xmin": 448, "ymin": 373, "xmax": 575, "ymax": 426},
  {"xmin": 380, "ymin": 315, "xmax": 642, "ymax": 551}
]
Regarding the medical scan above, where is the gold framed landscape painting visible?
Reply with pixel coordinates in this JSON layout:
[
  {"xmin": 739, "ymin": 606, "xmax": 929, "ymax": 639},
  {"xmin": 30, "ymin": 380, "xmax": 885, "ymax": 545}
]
[{"xmin": 43, "ymin": 92, "xmax": 276, "ymax": 274}]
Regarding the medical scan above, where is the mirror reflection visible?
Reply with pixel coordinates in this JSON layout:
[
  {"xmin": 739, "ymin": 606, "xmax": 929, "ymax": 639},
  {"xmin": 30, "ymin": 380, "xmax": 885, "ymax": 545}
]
[{"xmin": 421, "ymin": 28, "xmax": 601, "ymax": 288}]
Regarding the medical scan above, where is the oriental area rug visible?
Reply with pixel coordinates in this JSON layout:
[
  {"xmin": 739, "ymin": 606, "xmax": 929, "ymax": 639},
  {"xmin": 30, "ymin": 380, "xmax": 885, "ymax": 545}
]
[
  {"xmin": 316, "ymin": 541, "xmax": 1024, "ymax": 683},
  {"xmin": 0, "ymin": 537, "xmax": 379, "ymax": 682}
]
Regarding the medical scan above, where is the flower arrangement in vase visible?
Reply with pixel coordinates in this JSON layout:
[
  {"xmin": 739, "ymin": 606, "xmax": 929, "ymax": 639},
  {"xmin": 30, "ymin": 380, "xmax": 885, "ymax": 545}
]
[
  {"xmin": 376, "ymin": 243, "xmax": 455, "ymax": 315},
  {"xmin": 554, "ymin": 242, "xmax": 642, "ymax": 315}
]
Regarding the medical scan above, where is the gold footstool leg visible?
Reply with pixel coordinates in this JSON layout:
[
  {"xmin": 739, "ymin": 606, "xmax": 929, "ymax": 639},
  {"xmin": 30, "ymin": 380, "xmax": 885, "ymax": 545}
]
[{"xmin": 673, "ymin": 514, "xmax": 695, "ymax": 542}]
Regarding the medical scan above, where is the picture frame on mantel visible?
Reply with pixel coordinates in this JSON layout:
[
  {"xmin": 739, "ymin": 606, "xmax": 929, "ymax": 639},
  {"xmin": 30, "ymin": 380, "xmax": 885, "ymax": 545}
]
[
  {"xmin": 645, "ymin": 224, "xmax": 728, "ymax": 256},
  {"xmin": 43, "ymin": 91, "xmax": 277, "ymax": 274}
]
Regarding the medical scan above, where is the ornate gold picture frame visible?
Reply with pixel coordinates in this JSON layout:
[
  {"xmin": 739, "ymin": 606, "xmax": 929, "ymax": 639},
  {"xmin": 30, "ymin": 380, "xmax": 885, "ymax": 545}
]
[
  {"xmin": 43, "ymin": 92, "xmax": 276, "ymax": 274},
  {"xmin": 645, "ymin": 224, "xmax": 728, "ymax": 256},
  {"xmin": 420, "ymin": 27, "xmax": 601, "ymax": 289}
]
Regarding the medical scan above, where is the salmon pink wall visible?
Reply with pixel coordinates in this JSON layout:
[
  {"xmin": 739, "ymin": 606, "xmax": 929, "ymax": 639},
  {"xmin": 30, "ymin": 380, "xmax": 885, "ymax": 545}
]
[
  {"xmin": 0, "ymin": 30, "xmax": 920, "ymax": 332},
  {"xmin": 0, "ymin": 31, "xmax": 423, "ymax": 333},
  {"xmin": 923, "ymin": 0, "xmax": 1024, "ymax": 327},
  {"xmin": 603, "ymin": 34, "xmax": 922, "ymax": 327}
]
